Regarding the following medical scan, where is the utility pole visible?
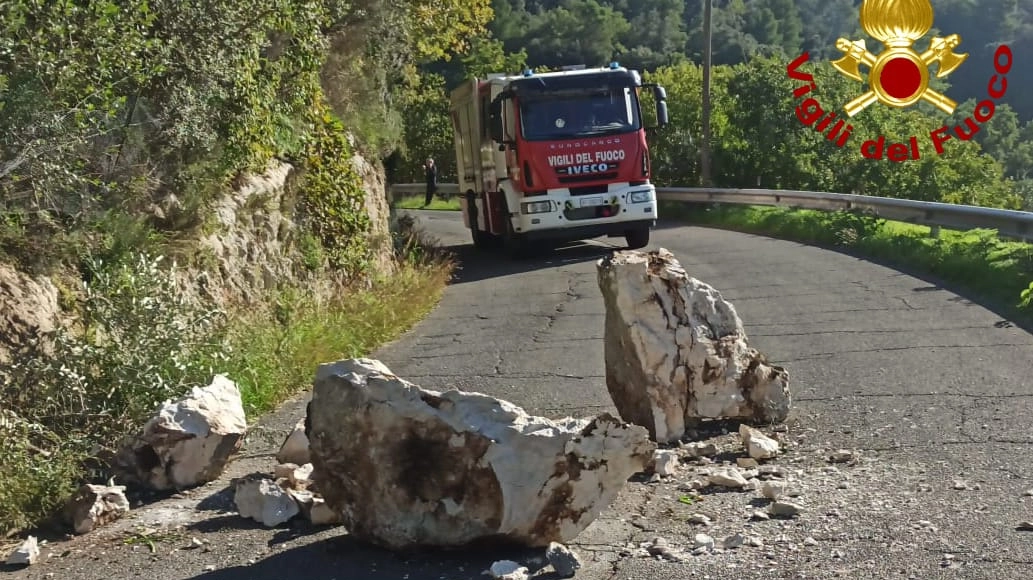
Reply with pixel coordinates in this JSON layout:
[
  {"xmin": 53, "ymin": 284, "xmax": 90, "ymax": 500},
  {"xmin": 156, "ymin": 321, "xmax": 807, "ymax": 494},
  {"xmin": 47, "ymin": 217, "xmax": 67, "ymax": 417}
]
[{"xmin": 700, "ymin": 0, "xmax": 713, "ymax": 187}]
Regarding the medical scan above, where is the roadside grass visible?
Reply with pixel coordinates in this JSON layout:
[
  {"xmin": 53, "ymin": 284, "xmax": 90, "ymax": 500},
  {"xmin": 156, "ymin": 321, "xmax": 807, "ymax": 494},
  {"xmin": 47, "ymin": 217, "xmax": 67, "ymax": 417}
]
[
  {"xmin": 393, "ymin": 195, "xmax": 462, "ymax": 211},
  {"xmin": 224, "ymin": 257, "xmax": 452, "ymax": 417},
  {"xmin": 0, "ymin": 218, "xmax": 454, "ymax": 537},
  {"xmin": 664, "ymin": 202, "xmax": 1033, "ymax": 319}
]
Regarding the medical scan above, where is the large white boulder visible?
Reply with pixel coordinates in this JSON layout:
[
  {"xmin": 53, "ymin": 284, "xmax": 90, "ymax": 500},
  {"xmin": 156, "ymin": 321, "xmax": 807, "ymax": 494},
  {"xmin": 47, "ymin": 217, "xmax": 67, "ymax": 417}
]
[
  {"xmin": 596, "ymin": 248, "xmax": 792, "ymax": 443},
  {"xmin": 306, "ymin": 358, "xmax": 655, "ymax": 549},
  {"xmin": 116, "ymin": 375, "xmax": 247, "ymax": 490}
]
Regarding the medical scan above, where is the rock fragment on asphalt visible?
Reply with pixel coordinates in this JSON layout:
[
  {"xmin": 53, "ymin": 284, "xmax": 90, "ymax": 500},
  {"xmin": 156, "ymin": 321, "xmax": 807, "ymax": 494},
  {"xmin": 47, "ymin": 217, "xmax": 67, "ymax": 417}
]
[
  {"xmin": 489, "ymin": 560, "xmax": 529, "ymax": 580},
  {"xmin": 64, "ymin": 484, "xmax": 130, "ymax": 535},
  {"xmin": 5, "ymin": 536, "xmax": 39, "ymax": 566},
  {"xmin": 740, "ymin": 425, "xmax": 779, "ymax": 460},
  {"xmin": 546, "ymin": 542, "xmax": 582, "ymax": 577},
  {"xmin": 234, "ymin": 475, "xmax": 299, "ymax": 527}
]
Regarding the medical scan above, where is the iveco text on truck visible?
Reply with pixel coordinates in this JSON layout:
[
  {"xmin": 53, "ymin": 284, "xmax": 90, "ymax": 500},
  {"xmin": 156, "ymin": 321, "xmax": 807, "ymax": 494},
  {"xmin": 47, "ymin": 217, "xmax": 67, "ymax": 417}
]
[{"xmin": 449, "ymin": 62, "xmax": 669, "ymax": 255}]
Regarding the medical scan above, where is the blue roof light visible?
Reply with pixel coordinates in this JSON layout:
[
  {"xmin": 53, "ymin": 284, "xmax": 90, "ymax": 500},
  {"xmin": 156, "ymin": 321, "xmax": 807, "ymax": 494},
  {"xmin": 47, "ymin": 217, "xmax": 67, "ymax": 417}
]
[
  {"xmin": 523, "ymin": 68, "xmax": 533, "ymax": 77},
  {"xmin": 609, "ymin": 61, "xmax": 620, "ymax": 69}
]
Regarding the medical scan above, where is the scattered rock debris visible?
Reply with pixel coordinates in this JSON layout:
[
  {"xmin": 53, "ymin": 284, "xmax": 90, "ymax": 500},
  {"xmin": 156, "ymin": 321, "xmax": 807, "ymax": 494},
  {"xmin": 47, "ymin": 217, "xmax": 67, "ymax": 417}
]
[{"xmin": 5, "ymin": 536, "xmax": 39, "ymax": 566}]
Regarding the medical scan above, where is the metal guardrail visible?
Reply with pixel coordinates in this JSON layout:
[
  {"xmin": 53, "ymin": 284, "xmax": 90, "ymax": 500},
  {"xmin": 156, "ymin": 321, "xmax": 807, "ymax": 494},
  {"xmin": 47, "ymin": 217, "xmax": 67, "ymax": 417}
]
[{"xmin": 388, "ymin": 183, "xmax": 1033, "ymax": 241}]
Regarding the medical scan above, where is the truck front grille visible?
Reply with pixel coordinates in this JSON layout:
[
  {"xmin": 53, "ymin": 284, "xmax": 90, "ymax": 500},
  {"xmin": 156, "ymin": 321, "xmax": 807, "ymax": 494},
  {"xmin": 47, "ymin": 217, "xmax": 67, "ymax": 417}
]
[
  {"xmin": 559, "ymin": 172, "xmax": 619, "ymax": 186},
  {"xmin": 567, "ymin": 184, "xmax": 609, "ymax": 196}
]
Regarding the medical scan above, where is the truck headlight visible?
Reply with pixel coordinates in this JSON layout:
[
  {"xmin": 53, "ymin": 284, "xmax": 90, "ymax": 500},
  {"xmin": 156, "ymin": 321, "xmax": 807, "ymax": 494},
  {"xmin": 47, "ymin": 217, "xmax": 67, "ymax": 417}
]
[
  {"xmin": 521, "ymin": 201, "xmax": 552, "ymax": 214},
  {"xmin": 629, "ymin": 191, "xmax": 652, "ymax": 203}
]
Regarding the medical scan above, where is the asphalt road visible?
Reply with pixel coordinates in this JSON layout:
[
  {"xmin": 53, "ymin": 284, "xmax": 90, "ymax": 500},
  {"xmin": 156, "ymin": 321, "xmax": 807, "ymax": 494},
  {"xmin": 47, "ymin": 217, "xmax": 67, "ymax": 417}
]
[{"xmin": 6, "ymin": 209, "xmax": 1033, "ymax": 579}]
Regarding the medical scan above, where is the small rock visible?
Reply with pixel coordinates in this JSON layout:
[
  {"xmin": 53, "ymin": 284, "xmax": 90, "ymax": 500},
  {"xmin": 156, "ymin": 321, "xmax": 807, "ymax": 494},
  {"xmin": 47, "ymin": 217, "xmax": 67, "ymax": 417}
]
[
  {"xmin": 758, "ymin": 465, "xmax": 786, "ymax": 479},
  {"xmin": 276, "ymin": 418, "xmax": 310, "ymax": 466},
  {"xmin": 693, "ymin": 533, "xmax": 714, "ymax": 549},
  {"xmin": 722, "ymin": 533, "xmax": 744, "ymax": 549},
  {"xmin": 831, "ymin": 549, "xmax": 845, "ymax": 559},
  {"xmin": 65, "ymin": 484, "xmax": 130, "ymax": 534},
  {"xmin": 746, "ymin": 536, "xmax": 765, "ymax": 547},
  {"xmin": 646, "ymin": 537, "xmax": 670, "ymax": 555},
  {"xmin": 1022, "ymin": 489, "xmax": 1033, "ymax": 497},
  {"xmin": 761, "ymin": 481, "xmax": 786, "ymax": 501},
  {"xmin": 768, "ymin": 501, "xmax": 803, "ymax": 518},
  {"xmin": 489, "ymin": 560, "xmax": 529, "ymax": 580},
  {"xmin": 204, "ymin": 564, "xmax": 216, "ymax": 572},
  {"xmin": 953, "ymin": 480, "xmax": 969, "ymax": 490},
  {"xmin": 648, "ymin": 473, "xmax": 662, "ymax": 484},
  {"xmin": 308, "ymin": 499, "xmax": 343, "ymax": 526},
  {"xmin": 652, "ymin": 450, "xmax": 679, "ymax": 477},
  {"xmin": 740, "ymin": 425, "xmax": 779, "ymax": 460},
  {"xmin": 5, "ymin": 536, "xmax": 39, "ymax": 566},
  {"xmin": 837, "ymin": 482, "xmax": 849, "ymax": 489},
  {"xmin": 708, "ymin": 467, "xmax": 748, "ymax": 488},
  {"xmin": 803, "ymin": 537, "xmax": 818, "ymax": 546},
  {"xmin": 546, "ymin": 542, "xmax": 582, "ymax": 578},
  {"xmin": 234, "ymin": 475, "xmax": 299, "ymax": 527},
  {"xmin": 751, "ymin": 510, "xmax": 770, "ymax": 521},
  {"xmin": 828, "ymin": 449, "xmax": 857, "ymax": 464},
  {"xmin": 688, "ymin": 513, "xmax": 711, "ymax": 526},
  {"xmin": 682, "ymin": 441, "xmax": 718, "ymax": 457},
  {"xmin": 737, "ymin": 457, "xmax": 759, "ymax": 469},
  {"xmin": 1017, "ymin": 522, "xmax": 1033, "ymax": 532}
]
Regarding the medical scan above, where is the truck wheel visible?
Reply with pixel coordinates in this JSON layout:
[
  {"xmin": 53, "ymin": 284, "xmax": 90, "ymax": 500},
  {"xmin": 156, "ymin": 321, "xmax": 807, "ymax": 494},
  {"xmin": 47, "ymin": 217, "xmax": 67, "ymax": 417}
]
[
  {"xmin": 625, "ymin": 227, "xmax": 650, "ymax": 250},
  {"xmin": 467, "ymin": 191, "xmax": 492, "ymax": 249}
]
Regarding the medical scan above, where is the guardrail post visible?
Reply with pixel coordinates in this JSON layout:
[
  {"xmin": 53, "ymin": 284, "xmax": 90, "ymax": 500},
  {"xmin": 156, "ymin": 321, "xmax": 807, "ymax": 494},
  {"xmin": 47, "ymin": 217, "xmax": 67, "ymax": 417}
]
[{"xmin": 929, "ymin": 225, "xmax": 941, "ymax": 239}]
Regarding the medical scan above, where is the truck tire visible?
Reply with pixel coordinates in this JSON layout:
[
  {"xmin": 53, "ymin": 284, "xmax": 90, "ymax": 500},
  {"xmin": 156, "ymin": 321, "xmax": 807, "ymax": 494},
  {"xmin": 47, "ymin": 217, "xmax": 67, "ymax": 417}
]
[
  {"xmin": 625, "ymin": 227, "xmax": 650, "ymax": 250},
  {"xmin": 466, "ymin": 191, "xmax": 492, "ymax": 249}
]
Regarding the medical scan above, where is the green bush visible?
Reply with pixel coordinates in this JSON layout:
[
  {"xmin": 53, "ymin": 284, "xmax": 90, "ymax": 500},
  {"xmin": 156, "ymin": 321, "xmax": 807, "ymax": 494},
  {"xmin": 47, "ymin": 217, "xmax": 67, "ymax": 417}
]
[{"xmin": 2, "ymin": 253, "xmax": 227, "ymax": 454}]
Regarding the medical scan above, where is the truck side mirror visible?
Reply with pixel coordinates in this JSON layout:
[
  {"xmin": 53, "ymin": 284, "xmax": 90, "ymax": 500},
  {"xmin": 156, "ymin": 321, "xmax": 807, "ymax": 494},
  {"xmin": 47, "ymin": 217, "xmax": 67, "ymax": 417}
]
[
  {"xmin": 656, "ymin": 101, "xmax": 669, "ymax": 127},
  {"xmin": 653, "ymin": 86, "xmax": 669, "ymax": 127}
]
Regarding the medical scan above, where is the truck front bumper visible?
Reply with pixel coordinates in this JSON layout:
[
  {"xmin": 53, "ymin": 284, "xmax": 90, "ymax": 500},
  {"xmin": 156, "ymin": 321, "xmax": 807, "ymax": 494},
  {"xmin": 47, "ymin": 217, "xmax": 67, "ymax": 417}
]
[
  {"xmin": 511, "ymin": 183, "xmax": 658, "ymax": 242},
  {"xmin": 521, "ymin": 219, "xmax": 655, "ymax": 242}
]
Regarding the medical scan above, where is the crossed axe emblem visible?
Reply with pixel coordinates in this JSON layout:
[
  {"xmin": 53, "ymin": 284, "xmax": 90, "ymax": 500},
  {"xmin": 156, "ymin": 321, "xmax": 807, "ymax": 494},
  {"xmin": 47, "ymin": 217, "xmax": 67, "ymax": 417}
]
[{"xmin": 832, "ymin": 33, "xmax": 968, "ymax": 117}]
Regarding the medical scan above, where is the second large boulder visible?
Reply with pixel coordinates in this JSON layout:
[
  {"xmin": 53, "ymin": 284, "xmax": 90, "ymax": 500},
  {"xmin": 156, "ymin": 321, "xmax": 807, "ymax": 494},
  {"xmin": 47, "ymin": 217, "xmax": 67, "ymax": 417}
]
[
  {"xmin": 597, "ymin": 248, "xmax": 792, "ymax": 443},
  {"xmin": 306, "ymin": 358, "xmax": 655, "ymax": 550}
]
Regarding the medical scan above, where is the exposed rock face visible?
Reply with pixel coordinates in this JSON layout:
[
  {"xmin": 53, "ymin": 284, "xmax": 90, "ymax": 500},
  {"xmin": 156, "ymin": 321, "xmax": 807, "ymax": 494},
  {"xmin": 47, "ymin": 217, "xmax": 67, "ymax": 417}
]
[
  {"xmin": 64, "ymin": 484, "xmax": 130, "ymax": 534},
  {"xmin": 596, "ymin": 248, "xmax": 792, "ymax": 443},
  {"xmin": 116, "ymin": 375, "xmax": 247, "ymax": 490},
  {"xmin": 0, "ymin": 263, "xmax": 60, "ymax": 365},
  {"xmin": 306, "ymin": 358, "xmax": 655, "ymax": 550}
]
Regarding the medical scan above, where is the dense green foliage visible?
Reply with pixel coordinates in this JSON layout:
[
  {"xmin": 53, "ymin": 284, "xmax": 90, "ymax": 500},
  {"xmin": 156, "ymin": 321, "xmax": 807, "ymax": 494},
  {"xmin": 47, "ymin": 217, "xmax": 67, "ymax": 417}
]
[
  {"xmin": 0, "ymin": 0, "xmax": 492, "ymax": 275},
  {"xmin": 0, "ymin": 0, "xmax": 487, "ymax": 536},
  {"xmin": 396, "ymin": 0, "xmax": 1032, "ymax": 211}
]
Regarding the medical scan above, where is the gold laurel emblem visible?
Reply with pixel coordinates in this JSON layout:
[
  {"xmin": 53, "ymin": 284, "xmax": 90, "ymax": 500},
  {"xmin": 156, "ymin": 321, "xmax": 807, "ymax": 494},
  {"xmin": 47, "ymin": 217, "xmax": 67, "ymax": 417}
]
[{"xmin": 831, "ymin": 0, "xmax": 968, "ymax": 117}]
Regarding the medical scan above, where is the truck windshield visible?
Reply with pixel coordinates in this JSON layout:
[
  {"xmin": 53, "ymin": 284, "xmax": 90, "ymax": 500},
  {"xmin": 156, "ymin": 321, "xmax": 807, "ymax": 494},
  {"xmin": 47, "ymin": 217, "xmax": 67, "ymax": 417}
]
[{"xmin": 518, "ymin": 87, "xmax": 641, "ymax": 141}]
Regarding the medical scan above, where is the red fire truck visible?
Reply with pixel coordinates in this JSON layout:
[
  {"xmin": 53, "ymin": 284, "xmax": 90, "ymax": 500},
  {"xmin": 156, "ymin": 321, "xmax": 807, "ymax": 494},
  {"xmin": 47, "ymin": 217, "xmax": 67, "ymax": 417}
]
[{"xmin": 449, "ymin": 62, "xmax": 669, "ymax": 256}]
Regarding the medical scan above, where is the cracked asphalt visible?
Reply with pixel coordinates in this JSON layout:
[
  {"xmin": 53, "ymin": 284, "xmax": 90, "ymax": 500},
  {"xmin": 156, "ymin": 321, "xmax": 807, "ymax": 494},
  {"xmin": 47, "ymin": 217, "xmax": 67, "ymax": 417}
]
[{"xmin": 5, "ymin": 210, "xmax": 1033, "ymax": 579}]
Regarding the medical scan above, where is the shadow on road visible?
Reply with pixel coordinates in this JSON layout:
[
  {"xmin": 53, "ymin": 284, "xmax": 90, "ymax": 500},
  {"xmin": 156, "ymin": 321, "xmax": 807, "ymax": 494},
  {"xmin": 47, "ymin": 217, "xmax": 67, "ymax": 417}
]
[
  {"xmin": 446, "ymin": 240, "xmax": 620, "ymax": 285},
  {"xmin": 187, "ymin": 534, "xmax": 562, "ymax": 580}
]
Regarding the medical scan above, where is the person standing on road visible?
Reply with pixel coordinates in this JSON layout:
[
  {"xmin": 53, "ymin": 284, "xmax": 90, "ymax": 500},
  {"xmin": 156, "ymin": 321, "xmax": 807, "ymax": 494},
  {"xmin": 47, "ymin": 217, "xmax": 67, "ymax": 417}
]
[{"xmin": 423, "ymin": 158, "xmax": 438, "ymax": 207}]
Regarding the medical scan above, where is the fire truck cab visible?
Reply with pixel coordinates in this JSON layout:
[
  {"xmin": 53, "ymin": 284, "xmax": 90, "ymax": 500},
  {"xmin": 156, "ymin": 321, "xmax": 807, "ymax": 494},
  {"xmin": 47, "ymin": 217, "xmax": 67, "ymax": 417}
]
[{"xmin": 449, "ymin": 62, "xmax": 669, "ymax": 256}]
